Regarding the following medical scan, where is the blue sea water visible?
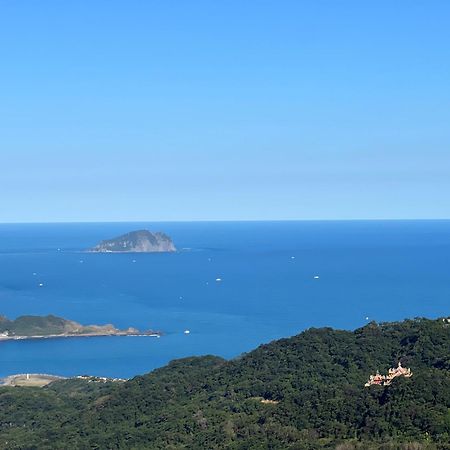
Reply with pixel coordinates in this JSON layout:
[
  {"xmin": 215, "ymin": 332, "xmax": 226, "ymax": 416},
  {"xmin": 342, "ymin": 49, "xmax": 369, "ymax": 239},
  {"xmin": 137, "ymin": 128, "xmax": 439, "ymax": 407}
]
[{"xmin": 0, "ymin": 220, "xmax": 449, "ymax": 379}]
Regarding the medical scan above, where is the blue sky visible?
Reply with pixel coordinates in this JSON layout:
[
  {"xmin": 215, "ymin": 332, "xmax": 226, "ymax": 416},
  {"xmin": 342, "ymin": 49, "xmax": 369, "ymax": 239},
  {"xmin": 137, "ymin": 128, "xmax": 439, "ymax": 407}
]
[{"xmin": 1, "ymin": 1, "xmax": 449, "ymax": 222}]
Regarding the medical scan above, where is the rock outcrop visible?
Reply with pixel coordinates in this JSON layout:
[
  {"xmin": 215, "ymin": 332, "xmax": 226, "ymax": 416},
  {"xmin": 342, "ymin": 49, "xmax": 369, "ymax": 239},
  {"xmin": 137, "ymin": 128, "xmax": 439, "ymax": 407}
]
[{"xmin": 89, "ymin": 230, "xmax": 176, "ymax": 253}]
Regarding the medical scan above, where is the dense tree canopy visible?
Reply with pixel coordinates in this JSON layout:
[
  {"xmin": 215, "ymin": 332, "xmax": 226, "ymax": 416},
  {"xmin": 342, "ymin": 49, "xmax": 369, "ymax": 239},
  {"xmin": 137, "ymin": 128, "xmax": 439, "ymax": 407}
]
[{"xmin": 0, "ymin": 317, "xmax": 449, "ymax": 449}]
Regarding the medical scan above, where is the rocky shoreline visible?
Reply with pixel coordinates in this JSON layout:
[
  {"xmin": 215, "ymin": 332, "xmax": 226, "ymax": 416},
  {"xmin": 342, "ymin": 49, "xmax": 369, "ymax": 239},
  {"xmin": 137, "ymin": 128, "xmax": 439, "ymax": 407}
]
[{"xmin": 0, "ymin": 330, "xmax": 161, "ymax": 342}]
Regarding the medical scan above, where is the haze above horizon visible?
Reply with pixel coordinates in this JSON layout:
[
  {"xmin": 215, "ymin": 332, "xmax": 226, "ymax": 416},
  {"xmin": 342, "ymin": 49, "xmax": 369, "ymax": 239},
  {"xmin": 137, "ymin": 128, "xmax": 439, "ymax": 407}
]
[{"xmin": 1, "ymin": 1, "xmax": 449, "ymax": 223}]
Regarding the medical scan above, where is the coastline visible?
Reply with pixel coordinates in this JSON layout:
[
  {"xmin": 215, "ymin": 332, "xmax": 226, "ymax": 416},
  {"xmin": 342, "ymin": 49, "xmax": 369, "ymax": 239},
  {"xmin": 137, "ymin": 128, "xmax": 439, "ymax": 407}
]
[
  {"xmin": 0, "ymin": 373, "xmax": 128, "ymax": 387},
  {"xmin": 85, "ymin": 249, "xmax": 177, "ymax": 253},
  {"xmin": 0, "ymin": 373, "xmax": 67, "ymax": 387},
  {"xmin": 0, "ymin": 331, "xmax": 162, "ymax": 342}
]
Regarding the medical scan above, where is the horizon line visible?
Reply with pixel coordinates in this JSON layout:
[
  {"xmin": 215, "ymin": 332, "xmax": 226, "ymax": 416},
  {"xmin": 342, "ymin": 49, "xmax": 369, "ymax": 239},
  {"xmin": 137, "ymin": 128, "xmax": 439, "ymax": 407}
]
[{"xmin": 1, "ymin": 218, "xmax": 449, "ymax": 225}]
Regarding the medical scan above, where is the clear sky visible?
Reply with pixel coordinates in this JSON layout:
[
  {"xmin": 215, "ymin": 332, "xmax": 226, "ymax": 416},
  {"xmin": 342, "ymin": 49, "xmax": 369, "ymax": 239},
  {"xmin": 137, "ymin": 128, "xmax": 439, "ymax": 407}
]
[{"xmin": 1, "ymin": 1, "xmax": 449, "ymax": 222}]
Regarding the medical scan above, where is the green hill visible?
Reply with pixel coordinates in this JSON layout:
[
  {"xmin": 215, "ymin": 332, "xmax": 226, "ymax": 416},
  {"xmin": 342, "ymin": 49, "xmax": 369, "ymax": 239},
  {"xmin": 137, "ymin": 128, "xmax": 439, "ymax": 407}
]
[
  {"xmin": 0, "ymin": 314, "xmax": 138, "ymax": 338},
  {"xmin": 0, "ymin": 314, "xmax": 82, "ymax": 336},
  {"xmin": 0, "ymin": 317, "xmax": 449, "ymax": 449}
]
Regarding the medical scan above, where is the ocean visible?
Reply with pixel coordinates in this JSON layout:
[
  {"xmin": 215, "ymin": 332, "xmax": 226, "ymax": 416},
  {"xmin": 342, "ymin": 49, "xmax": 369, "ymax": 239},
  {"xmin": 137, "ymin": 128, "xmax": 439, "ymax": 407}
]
[{"xmin": 0, "ymin": 220, "xmax": 449, "ymax": 379}]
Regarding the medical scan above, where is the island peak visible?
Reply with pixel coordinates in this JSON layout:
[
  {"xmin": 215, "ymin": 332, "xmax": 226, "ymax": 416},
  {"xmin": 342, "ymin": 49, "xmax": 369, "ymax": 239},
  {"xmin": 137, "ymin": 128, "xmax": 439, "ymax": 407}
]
[{"xmin": 89, "ymin": 230, "xmax": 176, "ymax": 253}]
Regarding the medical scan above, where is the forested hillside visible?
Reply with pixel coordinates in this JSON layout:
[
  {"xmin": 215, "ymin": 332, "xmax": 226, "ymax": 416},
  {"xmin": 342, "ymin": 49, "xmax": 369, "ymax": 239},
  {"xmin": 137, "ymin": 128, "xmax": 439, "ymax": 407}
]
[{"xmin": 0, "ymin": 317, "xmax": 449, "ymax": 449}]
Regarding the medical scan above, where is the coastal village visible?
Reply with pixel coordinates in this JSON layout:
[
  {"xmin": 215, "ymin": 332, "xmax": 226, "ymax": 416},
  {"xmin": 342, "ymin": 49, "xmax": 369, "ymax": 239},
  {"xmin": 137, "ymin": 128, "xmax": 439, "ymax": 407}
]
[
  {"xmin": 76, "ymin": 375, "xmax": 127, "ymax": 383},
  {"xmin": 365, "ymin": 362, "xmax": 413, "ymax": 387}
]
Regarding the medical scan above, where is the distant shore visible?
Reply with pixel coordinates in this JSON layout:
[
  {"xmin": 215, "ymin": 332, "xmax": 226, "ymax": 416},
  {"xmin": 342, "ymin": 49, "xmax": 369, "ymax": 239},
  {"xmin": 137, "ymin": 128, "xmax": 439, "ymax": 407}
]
[
  {"xmin": 0, "ymin": 331, "xmax": 161, "ymax": 342},
  {"xmin": 0, "ymin": 373, "xmax": 128, "ymax": 387},
  {"xmin": 0, "ymin": 373, "xmax": 66, "ymax": 387}
]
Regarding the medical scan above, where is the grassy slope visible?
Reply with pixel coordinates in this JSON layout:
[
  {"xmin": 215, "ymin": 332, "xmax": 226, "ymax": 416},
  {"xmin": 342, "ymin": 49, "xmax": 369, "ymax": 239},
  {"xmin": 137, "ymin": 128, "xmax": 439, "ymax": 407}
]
[
  {"xmin": 0, "ymin": 315, "xmax": 82, "ymax": 336},
  {"xmin": 0, "ymin": 314, "xmax": 119, "ymax": 336}
]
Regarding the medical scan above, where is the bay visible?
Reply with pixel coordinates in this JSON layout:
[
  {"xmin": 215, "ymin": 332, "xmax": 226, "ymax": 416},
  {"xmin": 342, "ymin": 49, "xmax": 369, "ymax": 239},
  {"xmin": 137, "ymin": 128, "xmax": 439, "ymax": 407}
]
[{"xmin": 0, "ymin": 220, "xmax": 449, "ymax": 378}]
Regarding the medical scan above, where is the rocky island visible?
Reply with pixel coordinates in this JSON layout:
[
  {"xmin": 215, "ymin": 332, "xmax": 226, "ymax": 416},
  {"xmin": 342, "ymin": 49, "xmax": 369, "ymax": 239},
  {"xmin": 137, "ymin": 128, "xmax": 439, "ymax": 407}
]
[
  {"xmin": 0, "ymin": 314, "xmax": 161, "ymax": 341},
  {"xmin": 89, "ymin": 229, "xmax": 176, "ymax": 253}
]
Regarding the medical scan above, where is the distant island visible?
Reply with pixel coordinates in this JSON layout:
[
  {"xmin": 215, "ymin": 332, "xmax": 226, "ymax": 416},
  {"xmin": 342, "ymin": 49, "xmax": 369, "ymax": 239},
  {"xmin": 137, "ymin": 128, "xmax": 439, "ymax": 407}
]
[
  {"xmin": 89, "ymin": 229, "xmax": 176, "ymax": 253},
  {"xmin": 0, "ymin": 314, "xmax": 161, "ymax": 341}
]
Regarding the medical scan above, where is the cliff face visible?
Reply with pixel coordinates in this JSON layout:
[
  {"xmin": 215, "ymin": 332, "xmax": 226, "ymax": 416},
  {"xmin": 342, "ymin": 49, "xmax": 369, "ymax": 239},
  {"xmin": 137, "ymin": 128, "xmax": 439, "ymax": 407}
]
[{"xmin": 89, "ymin": 230, "xmax": 176, "ymax": 253}]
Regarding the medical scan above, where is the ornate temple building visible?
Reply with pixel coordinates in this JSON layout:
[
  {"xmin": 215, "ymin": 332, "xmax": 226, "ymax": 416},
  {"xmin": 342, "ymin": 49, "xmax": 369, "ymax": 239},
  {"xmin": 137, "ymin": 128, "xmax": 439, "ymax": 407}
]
[{"xmin": 365, "ymin": 362, "xmax": 412, "ymax": 387}]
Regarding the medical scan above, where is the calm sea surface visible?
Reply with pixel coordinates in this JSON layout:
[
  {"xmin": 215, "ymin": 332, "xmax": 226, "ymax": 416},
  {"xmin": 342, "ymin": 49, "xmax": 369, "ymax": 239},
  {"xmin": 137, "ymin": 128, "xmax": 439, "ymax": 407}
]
[{"xmin": 0, "ymin": 221, "xmax": 449, "ymax": 378}]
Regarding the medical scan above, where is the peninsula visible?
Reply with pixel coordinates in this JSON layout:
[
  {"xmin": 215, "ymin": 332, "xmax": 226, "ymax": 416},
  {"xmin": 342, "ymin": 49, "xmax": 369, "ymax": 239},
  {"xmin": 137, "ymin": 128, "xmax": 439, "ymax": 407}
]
[
  {"xmin": 0, "ymin": 314, "xmax": 161, "ymax": 341},
  {"xmin": 89, "ymin": 229, "xmax": 176, "ymax": 253}
]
